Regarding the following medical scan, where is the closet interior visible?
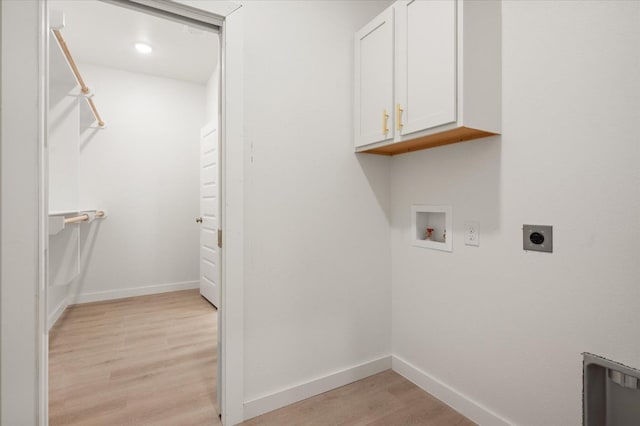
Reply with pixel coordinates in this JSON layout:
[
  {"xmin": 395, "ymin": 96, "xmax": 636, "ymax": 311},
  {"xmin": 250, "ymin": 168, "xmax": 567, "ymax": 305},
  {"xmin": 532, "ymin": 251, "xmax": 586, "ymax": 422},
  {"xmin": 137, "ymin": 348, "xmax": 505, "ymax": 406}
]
[{"xmin": 46, "ymin": 0, "xmax": 221, "ymax": 422}]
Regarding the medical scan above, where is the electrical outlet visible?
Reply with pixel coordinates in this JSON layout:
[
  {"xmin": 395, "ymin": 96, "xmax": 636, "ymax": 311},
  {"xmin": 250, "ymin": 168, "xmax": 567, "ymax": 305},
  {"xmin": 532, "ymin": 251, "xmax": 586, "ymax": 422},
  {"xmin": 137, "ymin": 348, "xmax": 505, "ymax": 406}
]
[
  {"xmin": 523, "ymin": 225, "xmax": 553, "ymax": 253},
  {"xmin": 464, "ymin": 221, "xmax": 480, "ymax": 246}
]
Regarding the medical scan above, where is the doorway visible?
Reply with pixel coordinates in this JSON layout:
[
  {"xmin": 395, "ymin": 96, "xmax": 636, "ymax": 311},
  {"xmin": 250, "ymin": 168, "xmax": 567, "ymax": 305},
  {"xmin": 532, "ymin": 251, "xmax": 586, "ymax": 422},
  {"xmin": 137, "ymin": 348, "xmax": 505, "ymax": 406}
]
[
  {"xmin": 0, "ymin": 0, "xmax": 246, "ymax": 424},
  {"xmin": 45, "ymin": 0, "xmax": 223, "ymax": 423}
]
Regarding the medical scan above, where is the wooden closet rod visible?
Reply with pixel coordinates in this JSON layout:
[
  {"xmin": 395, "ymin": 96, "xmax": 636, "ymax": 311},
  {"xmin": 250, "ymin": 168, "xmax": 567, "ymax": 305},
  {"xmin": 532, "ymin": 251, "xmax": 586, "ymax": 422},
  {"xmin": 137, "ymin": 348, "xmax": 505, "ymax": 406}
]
[
  {"xmin": 64, "ymin": 210, "xmax": 106, "ymax": 225},
  {"xmin": 52, "ymin": 29, "xmax": 89, "ymax": 94},
  {"xmin": 87, "ymin": 97, "xmax": 105, "ymax": 128},
  {"xmin": 64, "ymin": 214, "xmax": 90, "ymax": 224},
  {"xmin": 52, "ymin": 29, "xmax": 105, "ymax": 128}
]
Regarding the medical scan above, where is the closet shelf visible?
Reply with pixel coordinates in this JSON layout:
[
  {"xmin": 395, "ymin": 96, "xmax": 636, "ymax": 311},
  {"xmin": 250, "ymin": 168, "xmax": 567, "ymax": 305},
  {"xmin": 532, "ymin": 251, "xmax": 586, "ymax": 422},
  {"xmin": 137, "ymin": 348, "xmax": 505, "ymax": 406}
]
[{"xmin": 51, "ymin": 28, "xmax": 106, "ymax": 128}]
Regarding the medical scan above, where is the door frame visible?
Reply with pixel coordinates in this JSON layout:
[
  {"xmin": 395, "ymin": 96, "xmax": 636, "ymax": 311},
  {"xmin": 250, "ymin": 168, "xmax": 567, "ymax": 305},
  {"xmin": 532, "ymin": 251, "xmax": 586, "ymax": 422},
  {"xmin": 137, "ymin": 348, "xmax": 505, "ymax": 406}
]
[{"xmin": 0, "ymin": 1, "xmax": 245, "ymax": 425}]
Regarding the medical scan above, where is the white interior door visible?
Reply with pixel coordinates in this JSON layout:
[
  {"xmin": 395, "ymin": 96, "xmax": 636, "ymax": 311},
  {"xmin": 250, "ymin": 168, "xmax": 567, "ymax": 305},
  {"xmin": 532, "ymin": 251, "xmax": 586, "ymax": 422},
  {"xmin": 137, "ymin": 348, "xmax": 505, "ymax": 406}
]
[{"xmin": 199, "ymin": 123, "xmax": 219, "ymax": 308}]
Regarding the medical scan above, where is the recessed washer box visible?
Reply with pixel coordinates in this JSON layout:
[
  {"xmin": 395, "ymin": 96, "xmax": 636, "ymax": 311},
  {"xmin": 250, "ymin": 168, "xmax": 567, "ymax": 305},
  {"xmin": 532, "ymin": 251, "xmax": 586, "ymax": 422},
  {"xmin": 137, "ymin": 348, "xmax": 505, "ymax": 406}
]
[
  {"xmin": 523, "ymin": 224, "xmax": 552, "ymax": 253},
  {"xmin": 584, "ymin": 353, "xmax": 640, "ymax": 425},
  {"xmin": 412, "ymin": 205, "xmax": 452, "ymax": 252}
]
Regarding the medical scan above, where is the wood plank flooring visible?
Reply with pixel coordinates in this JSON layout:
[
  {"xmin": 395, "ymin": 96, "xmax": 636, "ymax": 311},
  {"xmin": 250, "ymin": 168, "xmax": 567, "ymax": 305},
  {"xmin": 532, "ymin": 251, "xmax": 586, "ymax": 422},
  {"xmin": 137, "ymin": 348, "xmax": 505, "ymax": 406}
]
[
  {"xmin": 50, "ymin": 289, "xmax": 474, "ymax": 426},
  {"xmin": 241, "ymin": 370, "xmax": 475, "ymax": 426},
  {"xmin": 49, "ymin": 289, "xmax": 220, "ymax": 426}
]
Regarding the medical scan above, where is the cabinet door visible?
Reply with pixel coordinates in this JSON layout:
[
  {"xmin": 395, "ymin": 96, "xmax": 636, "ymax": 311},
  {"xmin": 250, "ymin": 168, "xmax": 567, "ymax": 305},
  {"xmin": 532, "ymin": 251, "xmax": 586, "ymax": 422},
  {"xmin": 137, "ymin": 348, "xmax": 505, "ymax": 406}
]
[
  {"xmin": 396, "ymin": 0, "xmax": 456, "ymax": 136},
  {"xmin": 355, "ymin": 7, "xmax": 394, "ymax": 148}
]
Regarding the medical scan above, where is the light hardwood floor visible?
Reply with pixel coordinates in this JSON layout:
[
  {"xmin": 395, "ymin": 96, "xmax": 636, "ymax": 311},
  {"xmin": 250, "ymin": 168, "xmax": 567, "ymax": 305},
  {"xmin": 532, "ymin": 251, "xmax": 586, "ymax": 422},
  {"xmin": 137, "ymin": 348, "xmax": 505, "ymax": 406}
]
[
  {"xmin": 50, "ymin": 290, "xmax": 474, "ymax": 425},
  {"xmin": 241, "ymin": 370, "xmax": 475, "ymax": 426},
  {"xmin": 49, "ymin": 289, "xmax": 220, "ymax": 426}
]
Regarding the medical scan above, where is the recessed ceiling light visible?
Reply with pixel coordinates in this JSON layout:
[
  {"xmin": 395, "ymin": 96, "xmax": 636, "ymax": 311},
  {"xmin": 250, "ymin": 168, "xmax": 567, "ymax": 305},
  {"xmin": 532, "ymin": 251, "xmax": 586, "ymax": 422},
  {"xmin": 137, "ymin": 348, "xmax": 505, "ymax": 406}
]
[{"xmin": 134, "ymin": 43, "xmax": 153, "ymax": 54}]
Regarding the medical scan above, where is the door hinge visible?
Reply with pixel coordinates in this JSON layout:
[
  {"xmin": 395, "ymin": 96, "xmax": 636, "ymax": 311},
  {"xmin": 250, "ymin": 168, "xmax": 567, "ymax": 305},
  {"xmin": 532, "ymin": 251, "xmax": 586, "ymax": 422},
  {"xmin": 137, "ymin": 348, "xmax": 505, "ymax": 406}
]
[{"xmin": 217, "ymin": 229, "xmax": 222, "ymax": 248}]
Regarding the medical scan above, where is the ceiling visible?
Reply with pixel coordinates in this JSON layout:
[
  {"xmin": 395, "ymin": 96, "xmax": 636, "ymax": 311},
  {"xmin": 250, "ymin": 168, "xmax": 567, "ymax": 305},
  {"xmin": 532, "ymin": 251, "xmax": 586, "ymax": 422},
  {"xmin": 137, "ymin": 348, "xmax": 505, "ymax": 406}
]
[{"xmin": 50, "ymin": 0, "xmax": 219, "ymax": 84}]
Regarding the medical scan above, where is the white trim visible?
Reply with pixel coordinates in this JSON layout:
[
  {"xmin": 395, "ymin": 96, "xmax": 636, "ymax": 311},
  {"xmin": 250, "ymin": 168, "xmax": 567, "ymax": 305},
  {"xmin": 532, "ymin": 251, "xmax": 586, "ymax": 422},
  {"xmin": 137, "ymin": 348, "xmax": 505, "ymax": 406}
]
[
  {"xmin": 1, "ymin": 1, "xmax": 47, "ymax": 424},
  {"xmin": 392, "ymin": 356, "xmax": 512, "ymax": 426},
  {"xmin": 220, "ymin": 6, "xmax": 245, "ymax": 424},
  {"xmin": 68, "ymin": 280, "xmax": 199, "ymax": 304},
  {"xmin": 174, "ymin": 0, "xmax": 241, "ymax": 18},
  {"xmin": 244, "ymin": 356, "xmax": 392, "ymax": 421},
  {"xmin": 47, "ymin": 296, "xmax": 68, "ymax": 330},
  {"xmin": 38, "ymin": 1, "xmax": 49, "ymax": 423}
]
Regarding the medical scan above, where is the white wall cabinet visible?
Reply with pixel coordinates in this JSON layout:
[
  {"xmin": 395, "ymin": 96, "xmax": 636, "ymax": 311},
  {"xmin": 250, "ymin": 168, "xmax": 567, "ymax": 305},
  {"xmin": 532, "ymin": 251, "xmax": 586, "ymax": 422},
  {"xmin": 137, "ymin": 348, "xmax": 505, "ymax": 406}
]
[
  {"xmin": 354, "ymin": 7, "xmax": 394, "ymax": 148},
  {"xmin": 354, "ymin": 0, "xmax": 501, "ymax": 156},
  {"xmin": 396, "ymin": 0, "xmax": 456, "ymax": 136}
]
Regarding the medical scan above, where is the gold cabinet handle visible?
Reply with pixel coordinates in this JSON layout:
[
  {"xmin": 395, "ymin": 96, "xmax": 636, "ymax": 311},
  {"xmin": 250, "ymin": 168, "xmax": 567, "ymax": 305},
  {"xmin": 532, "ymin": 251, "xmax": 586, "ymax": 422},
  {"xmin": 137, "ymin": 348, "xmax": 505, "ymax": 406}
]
[
  {"xmin": 396, "ymin": 103, "xmax": 404, "ymax": 131},
  {"xmin": 382, "ymin": 109, "xmax": 390, "ymax": 135}
]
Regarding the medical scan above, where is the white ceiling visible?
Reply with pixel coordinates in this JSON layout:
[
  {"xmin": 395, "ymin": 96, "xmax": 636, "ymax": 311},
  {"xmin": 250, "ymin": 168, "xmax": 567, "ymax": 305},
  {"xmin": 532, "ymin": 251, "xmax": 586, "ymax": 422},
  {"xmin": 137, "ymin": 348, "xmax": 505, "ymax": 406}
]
[{"xmin": 50, "ymin": 0, "xmax": 219, "ymax": 84}]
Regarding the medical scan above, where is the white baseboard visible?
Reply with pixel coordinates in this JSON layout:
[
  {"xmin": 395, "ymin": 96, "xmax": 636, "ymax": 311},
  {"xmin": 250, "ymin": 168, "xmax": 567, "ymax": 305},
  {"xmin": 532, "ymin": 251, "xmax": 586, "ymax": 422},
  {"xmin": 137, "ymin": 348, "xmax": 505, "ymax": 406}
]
[
  {"xmin": 243, "ymin": 356, "xmax": 392, "ymax": 421},
  {"xmin": 392, "ymin": 355, "xmax": 512, "ymax": 426},
  {"xmin": 47, "ymin": 296, "xmax": 69, "ymax": 330},
  {"xmin": 69, "ymin": 280, "xmax": 200, "ymax": 304}
]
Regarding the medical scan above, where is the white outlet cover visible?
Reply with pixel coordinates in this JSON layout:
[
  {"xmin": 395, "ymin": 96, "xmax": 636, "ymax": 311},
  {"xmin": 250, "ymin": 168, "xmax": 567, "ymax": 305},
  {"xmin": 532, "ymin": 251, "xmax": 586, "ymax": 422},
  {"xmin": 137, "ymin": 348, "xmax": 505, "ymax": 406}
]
[{"xmin": 464, "ymin": 221, "xmax": 480, "ymax": 246}]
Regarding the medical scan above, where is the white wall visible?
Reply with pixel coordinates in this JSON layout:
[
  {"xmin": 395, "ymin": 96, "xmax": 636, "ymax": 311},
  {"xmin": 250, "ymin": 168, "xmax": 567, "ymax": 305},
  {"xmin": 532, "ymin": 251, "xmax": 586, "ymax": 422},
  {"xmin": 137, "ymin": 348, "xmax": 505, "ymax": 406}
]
[
  {"xmin": 48, "ymin": 86, "xmax": 79, "ymax": 213},
  {"xmin": 64, "ymin": 64, "xmax": 206, "ymax": 302},
  {"xmin": 241, "ymin": 0, "xmax": 393, "ymax": 404},
  {"xmin": 0, "ymin": 1, "xmax": 42, "ymax": 423},
  {"xmin": 391, "ymin": 1, "xmax": 640, "ymax": 425}
]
